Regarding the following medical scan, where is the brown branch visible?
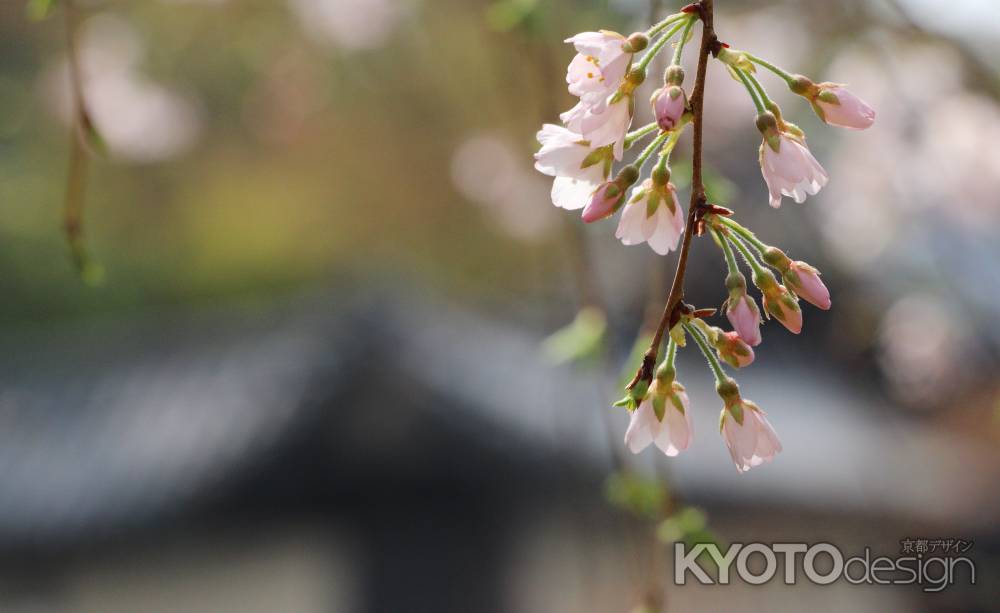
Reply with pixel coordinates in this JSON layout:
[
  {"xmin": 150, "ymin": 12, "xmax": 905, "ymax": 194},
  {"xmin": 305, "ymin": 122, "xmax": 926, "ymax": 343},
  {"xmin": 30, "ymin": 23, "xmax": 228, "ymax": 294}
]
[{"xmin": 627, "ymin": 0, "xmax": 717, "ymax": 392}]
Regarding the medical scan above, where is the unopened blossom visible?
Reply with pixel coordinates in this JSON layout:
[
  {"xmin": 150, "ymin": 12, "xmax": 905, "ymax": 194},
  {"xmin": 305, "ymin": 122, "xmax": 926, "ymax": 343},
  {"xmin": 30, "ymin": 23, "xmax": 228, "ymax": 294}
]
[
  {"xmin": 624, "ymin": 379, "xmax": 693, "ymax": 456},
  {"xmin": 561, "ymin": 96, "xmax": 633, "ymax": 160},
  {"xmin": 717, "ymin": 379, "xmax": 781, "ymax": 474},
  {"xmin": 783, "ymin": 261, "xmax": 831, "ymax": 310},
  {"xmin": 759, "ymin": 131, "xmax": 828, "ymax": 208},
  {"xmin": 534, "ymin": 124, "xmax": 611, "ymax": 210},
  {"xmin": 615, "ymin": 179, "xmax": 685, "ymax": 254},
  {"xmin": 753, "ymin": 269, "xmax": 802, "ymax": 334},
  {"xmin": 724, "ymin": 272, "xmax": 762, "ymax": 346},
  {"xmin": 714, "ymin": 330, "xmax": 755, "ymax": 368},
  {"xmin": 811, "ymin": 84, "xmax": 875, "ymax": 130},
  {"xmin": 565, "ymin": 31, "xmax": 633, "ymax": 112},
  {"xmin": 651, "ymin": 85, "xmax": 686, "ymax": 131},
  {"xmin": 582, "ymin": 181, "xmax": 626, "ymax": 223}
]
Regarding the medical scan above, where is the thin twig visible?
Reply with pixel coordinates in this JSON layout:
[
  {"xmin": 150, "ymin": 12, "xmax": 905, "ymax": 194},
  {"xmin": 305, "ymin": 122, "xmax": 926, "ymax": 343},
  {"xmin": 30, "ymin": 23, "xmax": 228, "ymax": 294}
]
[
  {"xmin": 62, "ymin": 0, "xmax": 100, "ymax": 281},
  {"xmin": 627, "ymin": 0, "xmax": 717, "ymax": 392}
]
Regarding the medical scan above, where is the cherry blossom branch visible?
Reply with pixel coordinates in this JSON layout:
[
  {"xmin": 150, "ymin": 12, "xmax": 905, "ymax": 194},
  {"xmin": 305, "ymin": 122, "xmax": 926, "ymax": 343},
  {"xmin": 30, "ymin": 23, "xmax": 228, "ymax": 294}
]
[{"xmin": 626, "ymin": 0, "xmax": 717, "ymax": 393}]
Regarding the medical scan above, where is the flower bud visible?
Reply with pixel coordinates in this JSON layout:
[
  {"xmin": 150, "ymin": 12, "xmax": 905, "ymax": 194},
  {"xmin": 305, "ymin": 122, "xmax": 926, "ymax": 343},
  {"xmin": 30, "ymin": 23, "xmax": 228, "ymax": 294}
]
[
  {"xmin": 810, "ymin": 84, "xmax": 875, "ymax": 130},
  {"xmin": 715, "ymin": 330, "xmax": 755, "ymax": 368},
  {"xmin": 624, "ymin": 32, "xmax": 649, "ymax": 53},
  {"xmin": 726, "ymin": 293, "xmax": 762, "ymax": 347},
  {"xmin": 752, "ymin": 269, "xmax": 802, "ymax": 333},
  {"xmin": 583, "ymin": 167, "xmax": 637, "ymax": 223},
  {"xmin": 782, "ymin": 261, "xmax": 831, "ymax": 310},
  {"xmin": 582, "ymin": 182, "xmax": 623, "ymax": 223},
  {"xmin": 652, "ymin": 86, "xmax": 687, "ymax": 132}
]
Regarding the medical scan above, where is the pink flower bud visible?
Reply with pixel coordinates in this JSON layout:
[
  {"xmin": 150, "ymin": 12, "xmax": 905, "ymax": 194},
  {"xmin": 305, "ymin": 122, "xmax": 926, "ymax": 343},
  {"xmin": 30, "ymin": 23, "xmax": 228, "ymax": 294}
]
[
  {"xmin": 726, "ymin": 294, "xmax": 762, "ymax": 346},
  {"xmin": 581, "ymin": 182, "xmax": 624, "ymax": 223},
  {"xmin": 720, "ymin": 399, "xmax": 782, "ymax": 474},
  {"xmin": 715, "ymin": 331, "xmax": 755, "ymax": 368},
  {"xmin": 784, "ymin": 261, "xmax": 831, "ymax": 310},
  {"xmin": 651, "ymin": 86, "xmax": 686, "ymax": 131},
  {"xmin": 813, "ymin": 85, "xmax": 875, "ymax": 130}
]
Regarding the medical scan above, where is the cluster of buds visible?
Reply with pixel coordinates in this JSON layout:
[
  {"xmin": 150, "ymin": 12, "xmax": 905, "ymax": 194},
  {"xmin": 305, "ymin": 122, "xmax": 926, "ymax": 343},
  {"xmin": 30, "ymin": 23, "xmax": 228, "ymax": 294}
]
[{"xmin": 534, "ymin": 2, "xmax": 873, "ymax": 473}]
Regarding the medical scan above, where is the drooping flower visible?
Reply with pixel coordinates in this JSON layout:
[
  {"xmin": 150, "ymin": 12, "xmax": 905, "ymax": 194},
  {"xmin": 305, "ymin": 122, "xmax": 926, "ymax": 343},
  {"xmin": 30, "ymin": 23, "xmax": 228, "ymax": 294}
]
[
  {"xmin": 651, "ymin": 85, "xmax": 687, "ymax": 132},
  {"xmin": 624, "ymin": 379, "xmax": 693, "ymax": 456},
  {"xmin": 565, "ymin": 31, "xmax": 633, "ymax": 112},
  {"xmin": 534, "ymin": 124, "xmax": 611, "ymax": 210},
  {"xmin": 716, "ymin": 379, "xmax": 781, "ymax": 474},
  {"xmin": 759, "ymin": 131, "xmax": 828, "ymax": 208},
  {"xmin": 724, "ymin": 271, "xmax": 762, "ymax": 346},
  {"xmin": 783, "ymin": 261, "xmax": 831, "ymax": 310},
  {"xmin": 753, "ymin": 269, "xmax": 802, "ymax": 334},
  {"xmin": 810, "ymin": 84, "xmax": 875, "ymax": 130},
  {"xmin": 561, "ymin": 96, "xmax": 634, "ymax": 160},
  {"xmin": 615, "ymin": 179, "xmax": 685, "ymax": 254}
]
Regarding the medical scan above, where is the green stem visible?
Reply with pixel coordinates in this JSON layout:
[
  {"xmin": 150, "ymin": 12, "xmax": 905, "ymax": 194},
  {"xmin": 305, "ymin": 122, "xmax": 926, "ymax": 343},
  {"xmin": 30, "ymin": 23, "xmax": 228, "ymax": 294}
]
[
  {"xmin": 634, "ymin": 132, "xmax": 670, "ymax": 170},
  {"xmin": 682, "ymin": 322, "xmax": 726, "ymax": 383},
  {"xmin": 733, "ymin": 67, "xmax": 765, "ymax": 114},
  {"xmin": 665, "ymin": 337, "xmax": 677, "ymax": 369},
  {"xmin": 743, "ymin": 69, "xmax": 775, "ymax": 111},
  {"xmin": 718, "ymin": 216, "xmax": 768, "ymax": 252},
  {"xmin": 670, "ymin": 16, "xmax": 697, "ymax": 66},
  {"xmin": 646, "ymin": 12, "xmax": 689, "ymax": 38},
  {"xmin": 712, "ymin": 228, "xmax": 739, "ymax": 275},
  {"xmin": 726, "ymin": 232, "xmax": 767, "ymax": 277},
  {"xmin": 636, "ymin": 18, "xmax": 692, "ymax": 73},
  {"xmin": 745, "ymin": 52, "xmax": 797, "ymax": 85},
  {"xmin": 624, "ymin": 122, "xmax": 658, "ymax": 148}
]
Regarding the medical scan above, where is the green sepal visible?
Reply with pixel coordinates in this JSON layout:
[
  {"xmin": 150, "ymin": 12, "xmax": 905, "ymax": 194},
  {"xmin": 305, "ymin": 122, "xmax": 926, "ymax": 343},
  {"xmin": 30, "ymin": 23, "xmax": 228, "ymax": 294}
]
[
  {"xmin": 729, "ymin": 402, "xmax": 745, "ymax": 425},
  {"xmin": 652, "ymin": 395, "xmax": 666, "ymax": 422},
  {"xmin": 670, "ymin": 392, "xmax": 686, "ymax": 415}
]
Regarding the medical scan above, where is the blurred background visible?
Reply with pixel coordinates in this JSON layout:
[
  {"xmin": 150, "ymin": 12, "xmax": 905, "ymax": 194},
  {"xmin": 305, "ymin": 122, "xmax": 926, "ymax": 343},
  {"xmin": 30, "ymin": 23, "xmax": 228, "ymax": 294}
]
[{"xmin": 0, "ymin": 0, "xmax": 998, "ymax": 611}]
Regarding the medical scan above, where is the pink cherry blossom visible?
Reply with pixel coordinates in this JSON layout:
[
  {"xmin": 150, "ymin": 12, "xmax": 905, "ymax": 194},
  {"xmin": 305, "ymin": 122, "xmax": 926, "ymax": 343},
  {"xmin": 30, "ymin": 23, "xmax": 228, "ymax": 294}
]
[
  {"xmin": 715, "ymin": 330, "xmax": 755, "ymax": 368},
  {"xmin": 720, "ymin": 400, "xmax": 782, "ymax": 474},
  {"xmin": 759, "ymin": 133, "xmax": 828, "ymax": 208},
  {"xmin": 651, "ymin": 86, "xmax": 686, "ymax": 131},
  {"xmin": 582, "ymin": 181, "xmax": 624, "ymax": 223},
  {"xmin": 534, "ymin": 124, "xmax": 609, "ymax": 210},
  {"xmin": 624, "ymin": 382, "xmax": 693, "ymax": 456},
  {"xmin": 614, "ymin": 180, "xmax": 685, "ymax": 254},
  {"xmin": 565, "ymin": 31, "xmax": 631, "ymax": 112},
  {"xmin": 726, "ymin": 295, "xmax": 762, "ymax": 346},
  {"xmin": 784, "ymin": 261, "xmax": 831, "ymax": 310},
  {"xmin": 561, "ymin": 97, "xmax": 633, "ymax": 161},
  {"xmin": 814, "ymin": 85, "xmax": 875, "ymax": 130}
]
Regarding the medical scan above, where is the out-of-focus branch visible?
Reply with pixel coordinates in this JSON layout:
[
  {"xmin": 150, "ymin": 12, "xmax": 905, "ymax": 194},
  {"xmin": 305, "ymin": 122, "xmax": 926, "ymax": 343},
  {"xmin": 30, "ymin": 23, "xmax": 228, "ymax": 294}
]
[{"xmin": 62, "ymin": 0, "xmax": 103, "ymax": 283}]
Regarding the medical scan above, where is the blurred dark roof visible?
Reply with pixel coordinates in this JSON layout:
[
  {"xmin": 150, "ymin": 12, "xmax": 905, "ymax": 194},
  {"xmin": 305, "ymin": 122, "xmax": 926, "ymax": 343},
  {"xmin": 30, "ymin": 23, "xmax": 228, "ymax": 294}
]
[{"xmin": 0, "ymin": 285, "xmax": 997, "ymax": 547}]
